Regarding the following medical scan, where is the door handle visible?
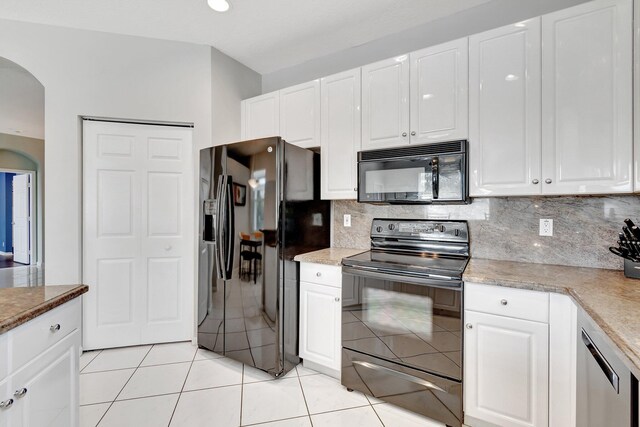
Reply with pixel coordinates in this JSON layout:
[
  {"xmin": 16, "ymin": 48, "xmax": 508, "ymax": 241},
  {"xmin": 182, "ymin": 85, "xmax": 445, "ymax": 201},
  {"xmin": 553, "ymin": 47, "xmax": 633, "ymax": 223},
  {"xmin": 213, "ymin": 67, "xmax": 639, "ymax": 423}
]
[
  {"xmin": 224, "ymin": 176, "xmax": 235, "ymax": 280},
  {"xmin": 214, "ymin": 176, "xmax": 224, "ymax": 280},
  {"xmin": 431, "ymin": 157, "xmax": 439, "ymax": 200},
  {"xmin": 581, "ymin": 329, "xmax": 619, "ymax": 393},
  {"xmin": 352, "ymin": 360, "xmax": 446, "ymax": 393}
]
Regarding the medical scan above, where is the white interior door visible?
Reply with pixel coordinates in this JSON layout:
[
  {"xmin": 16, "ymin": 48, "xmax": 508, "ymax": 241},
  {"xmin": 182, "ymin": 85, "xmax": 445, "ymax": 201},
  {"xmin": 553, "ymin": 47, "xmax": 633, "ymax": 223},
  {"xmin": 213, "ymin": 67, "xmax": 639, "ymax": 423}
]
[
  {"xmin": 12, "ymin": 173, "xmax": 30, "ymax": 265},
  {"xmin": 83, "ymin": 120, "xmax": 194, "ymax": 350}
]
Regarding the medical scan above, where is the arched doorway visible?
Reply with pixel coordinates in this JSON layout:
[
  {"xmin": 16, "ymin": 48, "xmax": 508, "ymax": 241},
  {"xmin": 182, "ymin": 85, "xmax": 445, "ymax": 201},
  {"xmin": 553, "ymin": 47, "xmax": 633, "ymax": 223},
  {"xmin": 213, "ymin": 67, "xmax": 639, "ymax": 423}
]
[{"xmin": 0, "ymin": 57, "xmax": 44, "ymax": 278}]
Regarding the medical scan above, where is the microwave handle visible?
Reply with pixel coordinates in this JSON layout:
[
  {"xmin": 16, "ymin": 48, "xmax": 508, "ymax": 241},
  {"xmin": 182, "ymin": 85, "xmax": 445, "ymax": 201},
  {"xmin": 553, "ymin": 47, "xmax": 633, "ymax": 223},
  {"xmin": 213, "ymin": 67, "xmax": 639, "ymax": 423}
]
[{"xmin": 431, "ymin": 157, "xmax": 439, "ymax": 199}]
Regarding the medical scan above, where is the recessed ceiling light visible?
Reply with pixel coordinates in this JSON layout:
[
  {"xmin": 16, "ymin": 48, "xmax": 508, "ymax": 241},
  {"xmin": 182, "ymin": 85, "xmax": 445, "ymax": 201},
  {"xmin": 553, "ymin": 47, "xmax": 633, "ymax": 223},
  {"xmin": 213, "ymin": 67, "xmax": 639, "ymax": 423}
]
[{"xmin": 208, "ymin": 0, "xmax": 230, "ymax": 12}]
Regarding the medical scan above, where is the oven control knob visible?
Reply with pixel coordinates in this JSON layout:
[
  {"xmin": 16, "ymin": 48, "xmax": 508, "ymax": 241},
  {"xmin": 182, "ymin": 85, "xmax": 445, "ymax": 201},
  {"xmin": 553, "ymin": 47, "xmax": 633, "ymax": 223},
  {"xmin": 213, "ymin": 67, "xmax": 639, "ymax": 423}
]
[
  {"xmin": 438, "ymin": 225, "xmax": 446, "ymax": 232},
  {"xmin": 376, "ymin": 226, "xmax": 383, "ymax": 233},
  {"xmin": 454, "ymin": 229, "xmax": 460, "ymax": 237},
  {"xmin": 388, "ymin": 224, "xmax": 395, "ymax": 231}
]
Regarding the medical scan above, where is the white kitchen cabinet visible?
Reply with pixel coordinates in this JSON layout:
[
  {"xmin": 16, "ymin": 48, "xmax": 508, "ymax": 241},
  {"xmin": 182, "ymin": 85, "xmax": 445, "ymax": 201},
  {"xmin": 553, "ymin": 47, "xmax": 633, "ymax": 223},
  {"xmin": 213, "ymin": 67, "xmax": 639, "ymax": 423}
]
[
  {"xmin": 9, "ymin": 331, "xmax": 79, "ymax": 427},
  {"xmin": 361, "ymin": 55, "xmax": 410, "ymax": 150},
  {"xmin": 541, "ymin": 0, "xmax": 632, "ymax": 195},
  {"xmin": 0, "ymin": 299, "xmax": 81, "ymax": 427},
  {"xmin": 299, "ymin": 263, "xmax": 342, "ymax": 378},
  {"xmin": 241, "ymin": 91, "xmax": 280, "ymax": 140},
  {"xmin": 320, "ymin": 68, "xmax": 361, "ymax": 200},
  {"xmin": 279, "ymin": 80, "xmax": 320, "ymax": 148},
  {"xmin": 469, "ymin": 18, "xmax": 542, "ymax": 197},
  {"xmin": 410, "ymin": 38, "xmax": 468, "ymax": 144},
  {"xmin": 465, "ymin": 310, "xmax": 549, "ymax": 427}
]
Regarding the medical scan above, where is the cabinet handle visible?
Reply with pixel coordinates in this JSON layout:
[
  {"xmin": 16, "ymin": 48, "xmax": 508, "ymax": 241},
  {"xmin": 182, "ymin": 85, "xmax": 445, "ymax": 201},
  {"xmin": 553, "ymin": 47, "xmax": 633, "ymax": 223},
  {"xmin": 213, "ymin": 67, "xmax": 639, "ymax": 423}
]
[
  {"xmin": 411, "ymin": 131, "xmax": 416, "ymax": 136},
  {"xmin": 545, "ymin": 178, "xmax": 552, "ymax": 184},
  {"xmin": 316, "ymin": 272, "xmax": 321, "ymax": 277},
  {"xmin": 50, "ymin": 324, "xmax": 61, "ymax": 332},
  {"xmin": 402, "ymin": 132, "xmax": 407, "ymax": 137},
  {"xmin": 465, "ymin": 323, "xmax": 473, "ymax": 329},
  {"xmin": 532, "ymin": 179, "xmax": 539, "ymax": 184},
  {"xmin": 0, "ymin": 399, "xmax": 13, "ymax": 409},
  {"xmin": 500, "ymin": 299, "xmax": 508, "ymax": 306},
  {"xmin": 353, "ymin": 188, "xmax": 357, "ymax": 192},
  {"xmin": 13, "ymin": 388, "xmax": 27, "ymax": 398},
  {"xmin": 335, "ymin": 297, "xmax": 341, "ymax": 302}
]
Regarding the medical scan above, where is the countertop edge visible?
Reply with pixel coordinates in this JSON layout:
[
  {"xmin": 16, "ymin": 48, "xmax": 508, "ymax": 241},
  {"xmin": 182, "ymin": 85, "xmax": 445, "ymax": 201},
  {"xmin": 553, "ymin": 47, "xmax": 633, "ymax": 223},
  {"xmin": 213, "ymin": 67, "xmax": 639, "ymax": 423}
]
[
  {"xmin": 294, "ymin": 247, "xmax": 367, "ymax": 267},
  {"xmin": 463, "ymin": 272, "xmax": 640, "ymax": 378},
  {"xmin": 0, "ymin": 285, "xmax": 88, "ymax": 335}
]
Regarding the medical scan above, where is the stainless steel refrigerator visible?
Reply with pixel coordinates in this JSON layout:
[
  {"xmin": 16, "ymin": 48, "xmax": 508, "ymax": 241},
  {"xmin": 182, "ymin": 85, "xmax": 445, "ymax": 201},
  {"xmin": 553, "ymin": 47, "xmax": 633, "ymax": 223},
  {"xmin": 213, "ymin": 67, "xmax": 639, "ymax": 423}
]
[{"xmin": 198, "ymin": 137, "xmax": 330, "ymax": 377}]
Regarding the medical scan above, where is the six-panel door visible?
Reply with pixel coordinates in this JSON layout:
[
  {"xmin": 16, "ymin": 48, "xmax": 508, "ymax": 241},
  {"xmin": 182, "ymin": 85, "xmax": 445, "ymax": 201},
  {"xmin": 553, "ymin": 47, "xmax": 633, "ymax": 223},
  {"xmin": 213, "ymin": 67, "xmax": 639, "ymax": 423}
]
[
  {"xmin": 469, "ymin": 18, "xmax": 542, "ymax": 197},
  {"xmin": 464, "ymin": 310, "xmax": 549, "ymax": 427},
  {"xmin": 83, "ymin": 120, "xmax": 194, "ymax": 349}
]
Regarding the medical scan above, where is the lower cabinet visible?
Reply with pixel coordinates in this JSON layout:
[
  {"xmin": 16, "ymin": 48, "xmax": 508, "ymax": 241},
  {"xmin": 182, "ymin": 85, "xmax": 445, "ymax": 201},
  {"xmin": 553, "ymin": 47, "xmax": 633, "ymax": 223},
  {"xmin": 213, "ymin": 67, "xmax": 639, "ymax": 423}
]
[
  {"xmin": 299, "ymin": 263, "xmax": 342, "ymax": 378},
  {"xmin": 464, "ymin": 310, "xmax": 549, "ymax": 427},
  {"xmin": 0, "ymin": 300, "xmax": 81, "ymax": 427}
]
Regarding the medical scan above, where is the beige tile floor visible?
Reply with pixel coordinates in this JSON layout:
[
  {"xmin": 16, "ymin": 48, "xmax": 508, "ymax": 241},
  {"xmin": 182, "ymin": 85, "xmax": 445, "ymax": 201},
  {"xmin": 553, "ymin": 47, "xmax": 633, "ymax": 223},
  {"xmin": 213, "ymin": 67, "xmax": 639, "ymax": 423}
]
[{"xmin": 79, "ymin": 341, "xmax": 446, "ymax": 427}]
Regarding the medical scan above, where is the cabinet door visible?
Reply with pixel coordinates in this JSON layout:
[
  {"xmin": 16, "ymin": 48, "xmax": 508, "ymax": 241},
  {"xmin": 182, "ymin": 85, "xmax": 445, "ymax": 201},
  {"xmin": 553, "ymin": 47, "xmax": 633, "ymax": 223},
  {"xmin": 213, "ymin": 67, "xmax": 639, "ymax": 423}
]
[
  {"xmin": 320, "ymin": 68, "xmax": 361, "ymax": 199},
  {"xmin": 541, "ymin": 0, "xmax": 632, "ymax": 195},
  {"xmin": 464, "ymin": 310, "xmax": 549, "ymax": 427},
  {"xmin": 0, "ymin": 378, "xmax": 9, "ymax": 427},
  {"xmin": 241, "ymin": 91, "xmax": 280, "ymax": 140},
  {"xmin": 410, "ymin": 38, "xmax": 468, "ymax": 144},
  {"xmin": 362, "ymin": 56, "xmax": 410, "ymax": 149},
  {"xmin": 299, "ymin": 281, "xmax": 341, "ymax": 372},
  {"xmin": 279, "ymin": 80, "xmax": 320, "ymax": 148},
  {"xmin": 469, "ymin": 19, "xmax": 542, "ymax": 197},
  {"xmin": 10, "ymin": 330, "xmax": 80, "ymax": 427}
]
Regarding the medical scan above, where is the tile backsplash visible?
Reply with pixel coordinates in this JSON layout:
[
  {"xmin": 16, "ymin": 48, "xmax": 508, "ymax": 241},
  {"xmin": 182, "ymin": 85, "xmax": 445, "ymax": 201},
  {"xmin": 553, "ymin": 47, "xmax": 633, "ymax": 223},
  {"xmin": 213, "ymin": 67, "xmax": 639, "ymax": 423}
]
[{"xmin": 332, "ymin": 196, "xmax": 640, "ymax": 270}]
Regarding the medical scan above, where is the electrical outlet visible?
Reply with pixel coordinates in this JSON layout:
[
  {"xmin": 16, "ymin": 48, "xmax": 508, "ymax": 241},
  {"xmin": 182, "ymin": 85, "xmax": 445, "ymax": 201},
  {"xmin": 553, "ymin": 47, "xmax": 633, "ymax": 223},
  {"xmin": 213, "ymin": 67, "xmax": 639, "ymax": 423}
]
[
  {"xmin": 343, "ymin": 214, "xmax": 351, "ymax": 227},
  {"xmin": 539, "ymin": 219, "xmax": 553, "ymax": 236}
]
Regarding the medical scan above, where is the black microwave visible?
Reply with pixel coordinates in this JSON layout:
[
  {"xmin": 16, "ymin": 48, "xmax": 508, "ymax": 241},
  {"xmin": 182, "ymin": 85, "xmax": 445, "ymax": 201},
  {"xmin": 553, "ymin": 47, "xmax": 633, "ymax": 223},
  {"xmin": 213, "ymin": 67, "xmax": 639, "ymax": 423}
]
[{"xmin": 357, "ymin": 140, "xmax": 469, "ymax": 204}]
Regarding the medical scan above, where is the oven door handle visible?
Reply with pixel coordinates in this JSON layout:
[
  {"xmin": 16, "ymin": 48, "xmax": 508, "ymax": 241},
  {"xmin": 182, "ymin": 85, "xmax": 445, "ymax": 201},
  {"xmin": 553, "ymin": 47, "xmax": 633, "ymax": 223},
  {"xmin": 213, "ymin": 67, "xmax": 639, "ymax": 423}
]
[
  {"xmin": 342, "ymin": 265, "xmax": 462, "ymax": 289},
  {"xmin": 352, "ymin": 360, "xmax": 447, "ymax": 393}
]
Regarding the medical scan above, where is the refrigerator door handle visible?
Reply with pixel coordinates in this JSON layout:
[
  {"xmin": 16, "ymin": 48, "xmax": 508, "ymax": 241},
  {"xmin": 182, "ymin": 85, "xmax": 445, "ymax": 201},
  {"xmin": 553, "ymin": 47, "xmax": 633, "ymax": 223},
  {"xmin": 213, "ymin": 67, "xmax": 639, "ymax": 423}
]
[
  {"xmin": 214, "ymin": 176, "xmax": 225, "ymax": 280},
  {"xmin": 225, "ymin": 176, "xmax": 235, "ymax": 279}
]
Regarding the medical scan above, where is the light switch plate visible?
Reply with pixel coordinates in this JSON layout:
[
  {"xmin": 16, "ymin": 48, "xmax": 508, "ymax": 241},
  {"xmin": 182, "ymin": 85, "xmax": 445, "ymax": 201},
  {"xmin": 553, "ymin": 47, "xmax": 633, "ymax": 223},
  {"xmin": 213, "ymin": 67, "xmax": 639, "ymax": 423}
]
[
  {"xmin": 539, "ymin": 219, "xmax": 553, "ymax": 236},
  {"xmin": 343, "ymin": 214, "xmax": 351, "ymax": 227}
]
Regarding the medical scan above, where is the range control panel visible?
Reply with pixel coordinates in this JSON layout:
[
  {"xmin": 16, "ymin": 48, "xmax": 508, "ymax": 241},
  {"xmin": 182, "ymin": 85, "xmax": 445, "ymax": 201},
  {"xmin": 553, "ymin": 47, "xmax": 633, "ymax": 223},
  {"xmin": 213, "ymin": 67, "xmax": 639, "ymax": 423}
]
[{"xmin": 370, "ymin": 219, "xmax": 469, "ymax": 243}]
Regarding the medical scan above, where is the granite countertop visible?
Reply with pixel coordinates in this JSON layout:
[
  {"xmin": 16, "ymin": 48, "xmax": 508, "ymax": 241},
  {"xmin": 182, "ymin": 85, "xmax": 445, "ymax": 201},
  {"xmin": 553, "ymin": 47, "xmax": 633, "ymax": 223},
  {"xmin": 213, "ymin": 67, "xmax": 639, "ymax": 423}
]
[
  {"xmin": 464, "ymin": 258, "xmax": 640, "ymax": 376},
  {"xmin": 0, "ymin": 285, "xmax": 88, "ymax": 334},
  {"xmin": 294, "ymin": 247, "xmax": 367, "ymax": 266}
]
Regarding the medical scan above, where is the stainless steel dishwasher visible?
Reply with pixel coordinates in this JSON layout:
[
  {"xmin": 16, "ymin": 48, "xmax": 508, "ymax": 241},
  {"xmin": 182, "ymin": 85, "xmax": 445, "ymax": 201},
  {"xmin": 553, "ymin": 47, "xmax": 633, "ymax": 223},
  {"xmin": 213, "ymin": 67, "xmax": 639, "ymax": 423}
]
[{"xmin": 576, "ymin": 308, "xmax": 639, "ymax": 427}]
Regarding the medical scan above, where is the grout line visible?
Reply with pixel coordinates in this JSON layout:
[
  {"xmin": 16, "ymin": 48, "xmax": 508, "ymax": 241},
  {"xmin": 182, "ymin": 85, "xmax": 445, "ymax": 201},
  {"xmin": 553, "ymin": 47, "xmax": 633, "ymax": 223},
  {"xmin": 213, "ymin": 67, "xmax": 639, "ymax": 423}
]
[
  {"xmin": 167, "ymin": 346, "xmax": 199, "ymax": 426},
  {"xmin": 239, "ymin": 364, "xmax": 245, "ymax": 425},
  {"xmin": 295, "ymin": 368, "xmax": 313, "ymax": 423},
  {"xmin": 307, "ymin": 403, "xmax": 372, "ymax": 418},
  {"xmin": 370, "ymin": 402, "xmax": 386, "ymax": 426},
  {"xmin": 241, "ymin": 415, "xmax": 313, "ymax": 427},
  {"xmin": 82, "ymin": 359, "xmax": 194, "ymax": 375},
  {"xmin": 80, "ymin": 349, "xmax": 103, "ymax": 373},
  {"xmin": 94, "ymin": 344, "xmax": 154, "ymax": 426}
]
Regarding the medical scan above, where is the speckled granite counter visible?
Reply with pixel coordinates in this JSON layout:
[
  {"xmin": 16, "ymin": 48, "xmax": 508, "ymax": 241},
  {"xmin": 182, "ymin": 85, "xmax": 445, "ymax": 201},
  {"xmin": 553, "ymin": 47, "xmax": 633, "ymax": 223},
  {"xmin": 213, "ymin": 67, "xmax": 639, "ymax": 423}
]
[
  {"xmin": 294, "ymin": 248, "xmax": 367, "ymax": 266},
  {"xmin": 464, "ymin": 258, "xmax": 640, "ymax": 376},
  {"xmin": 0, "ymin": 285, "xmax": 88, "ymax": 334}
]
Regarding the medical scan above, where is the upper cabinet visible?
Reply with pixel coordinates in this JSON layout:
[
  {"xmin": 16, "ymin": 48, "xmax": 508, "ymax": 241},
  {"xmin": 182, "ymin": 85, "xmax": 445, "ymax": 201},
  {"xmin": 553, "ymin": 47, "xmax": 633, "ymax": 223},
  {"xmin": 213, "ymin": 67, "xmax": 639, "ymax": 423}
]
[
  {"xmin": 469, "ymin": 19, "xmax": 542, "ymax": 197},
  {"xmin": 320, "ymin": 69, "xmax": 361, "ymax": 200},
  {"xmin": 361, "ymin": 56, "xmax": 410, "ymax": 150},
  {"xmin": 279, "ymin": 80, "xmax": 321, "ymax": 149},
  {"xmin": 361, "ymin": 39, "xmax": 469, "ymax": 150},
  {"xmin": 410, "ymin": 38, "xmax": 469, "ymax": 144},
  {"xmin": 241, "ymin": 91, "xmax": 280, "ymax": 140},
  {"xmin": 241, "ymin": 81, "xmax": 321, "ymax": 148},
  {"xmin": 541, "ymin": 0, "xmax": 632, "ymax": 195}
]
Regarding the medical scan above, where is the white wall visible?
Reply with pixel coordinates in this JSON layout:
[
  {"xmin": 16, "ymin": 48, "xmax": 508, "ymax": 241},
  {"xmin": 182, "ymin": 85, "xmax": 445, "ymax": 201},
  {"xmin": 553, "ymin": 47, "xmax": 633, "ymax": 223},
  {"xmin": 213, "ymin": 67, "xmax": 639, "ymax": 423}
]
[
  {"xmin": 0, "ymin": 133, "xmax": 44, "ymax": 264},
  {"xmin": 0, "ymin": 58, "xmax": 44, "ymax": 139},
  {"xmin": 262, "ymin": 0, "xmax": 591, "ymax": 91},
  {"xmin": 211, "ymin": 47, "xmax": 261, "ymax": 147},
  {"xmin": 0, "ymin": 19, "xmax": 213, "ymax": 283}
]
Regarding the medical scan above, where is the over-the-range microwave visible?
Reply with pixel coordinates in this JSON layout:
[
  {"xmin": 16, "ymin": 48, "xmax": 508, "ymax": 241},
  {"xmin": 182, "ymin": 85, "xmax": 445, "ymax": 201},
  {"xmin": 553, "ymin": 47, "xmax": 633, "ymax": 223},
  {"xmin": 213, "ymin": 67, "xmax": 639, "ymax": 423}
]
[{"xmin": 357, "ymin": 140, "xmax": 469, "ymax": 204}]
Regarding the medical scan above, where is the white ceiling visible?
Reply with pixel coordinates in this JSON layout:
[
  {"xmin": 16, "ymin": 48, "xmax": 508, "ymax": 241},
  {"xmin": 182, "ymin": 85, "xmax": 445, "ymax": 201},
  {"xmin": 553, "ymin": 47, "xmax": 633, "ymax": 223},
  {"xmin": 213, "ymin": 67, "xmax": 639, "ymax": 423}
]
[
  {"xmin": 0, "ymin": 0, "xmax": 491, "ymax": 74},
  {"xmin": 0, "ymin": 57, "xmax": 44, "ymax": 140}
]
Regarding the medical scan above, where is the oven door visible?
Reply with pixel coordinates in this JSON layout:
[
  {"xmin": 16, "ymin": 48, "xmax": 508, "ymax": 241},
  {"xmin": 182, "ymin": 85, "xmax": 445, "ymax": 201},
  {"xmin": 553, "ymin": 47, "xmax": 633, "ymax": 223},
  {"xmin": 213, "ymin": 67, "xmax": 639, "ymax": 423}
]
[
  {"xmin": 341, "ymin": 267, "xmax": 462, "ymax": 381},
  {"xmin": 358, "ymin": 153, "xmax": 466, "ymax": 204}
]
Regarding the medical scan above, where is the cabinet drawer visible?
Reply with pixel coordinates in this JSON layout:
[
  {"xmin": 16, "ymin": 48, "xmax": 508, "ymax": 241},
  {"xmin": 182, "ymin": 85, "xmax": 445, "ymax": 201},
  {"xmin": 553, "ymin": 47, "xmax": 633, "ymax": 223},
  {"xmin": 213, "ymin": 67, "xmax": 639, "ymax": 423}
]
[
  {"xmin": 0, "ymin": 334, "xmax": 7, "ymax": 382},
  {"xmin": 300, "ymin": 263, "xmax": 342, "ymax": 288},
  {"xmin": 11, "ymin": 298, "xmax": 81, "ymax": 372},
  {"xmin": 465, "ymin": 282, "xmax": 549, "ymax": 323}
]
